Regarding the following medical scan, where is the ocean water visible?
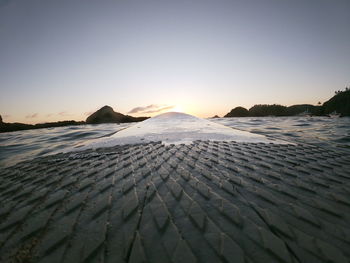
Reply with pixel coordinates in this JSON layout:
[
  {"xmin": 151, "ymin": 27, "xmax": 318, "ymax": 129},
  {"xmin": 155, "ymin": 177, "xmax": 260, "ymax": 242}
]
[
  {"xmin": 212, "ymin": 116, "xmax": 350, "ymax": 151},
  {"xmin": 0, "ymin": 123, "xmax": 133, "ymax": 168},
  {"xmin": 0, "ymin": 116, "xmax": 349, "ymax": 168}
]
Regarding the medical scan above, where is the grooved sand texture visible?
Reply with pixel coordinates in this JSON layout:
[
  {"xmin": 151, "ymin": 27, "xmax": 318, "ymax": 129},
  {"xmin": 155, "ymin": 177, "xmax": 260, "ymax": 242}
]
[{"xmin": 0, "ymin": 141, "xmax": 350, "ymax": 263}]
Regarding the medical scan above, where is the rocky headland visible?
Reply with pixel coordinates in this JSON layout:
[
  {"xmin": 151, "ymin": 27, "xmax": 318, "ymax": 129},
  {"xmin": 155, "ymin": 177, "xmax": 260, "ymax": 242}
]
[{"xmin": 0, "ymin": 106, "xmax": 148, "ymax": 133}]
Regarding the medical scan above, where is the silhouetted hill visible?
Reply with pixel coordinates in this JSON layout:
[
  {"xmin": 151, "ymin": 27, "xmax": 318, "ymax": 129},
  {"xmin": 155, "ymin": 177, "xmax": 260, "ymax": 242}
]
[
  {"xmin": 86, "ymin": 106, "xmax": 125, "ymax": 124},
  {"xmin": 323, "ymin": 90, "xmax": 350, "ymax": 116},
  {"xmin": 86, "ymin": 106, "xmax": 148, "ymax": 124},
  {"xmin": 224, "ymin": 107, "xmax": 249, "ymax": 117},
  {"xmin": 224, "ymin": 89, "xmax": 350, "ymax": 117},
  {"xmin": 249, "ymin": 104, "xmax": 288, "ymax": 116},
  {"xmin": 286, "ymin": 104, "xmax": 323, "ymax": 116},
  {"xmin": 224, "ymin": 104, "xmax": 324, "ymax": 117}
]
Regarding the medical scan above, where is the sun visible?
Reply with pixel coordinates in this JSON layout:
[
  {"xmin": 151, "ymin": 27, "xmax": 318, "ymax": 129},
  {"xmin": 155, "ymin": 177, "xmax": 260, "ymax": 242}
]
[{"xmin": 172, "ymin": 105, "xmax": 184, "ymax": 113}]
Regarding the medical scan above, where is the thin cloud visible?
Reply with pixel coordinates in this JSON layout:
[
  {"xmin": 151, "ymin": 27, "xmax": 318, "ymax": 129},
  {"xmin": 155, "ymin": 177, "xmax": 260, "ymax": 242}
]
[
  {"xmin": 143, "ymin": 105, "xmax": 175, "ymax": 114},
  {"xmin": 25, "ymin": 113, "xmax": 38, "ymax": 119},
  {"xmin": 128, "ymin": 104, "xmax": 159, "ymax": 114},
  {"xmin": 128, "ymin": 104, "xmax": 174, "ymax": 114},
  {"xmin": 58, "ymin": 111, "xmax": 72, "ymax": 116},
  {"xmin": 84, "ymin": 111, "xmax": 93, "ymax": 116}
]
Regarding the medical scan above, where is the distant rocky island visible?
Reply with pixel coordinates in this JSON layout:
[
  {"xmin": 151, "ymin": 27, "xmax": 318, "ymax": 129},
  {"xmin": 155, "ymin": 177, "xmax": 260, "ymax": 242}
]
[
  {"xmin": 0, "ymin": 106, "xmax": 148, "ymax": 133},
  {"xmin": 225, "ymin": 89, "xmax": 350, "ymax": 117},
  {"xmin": 0, "ymin": 119, "xmax": 86, "ymax": 133}
]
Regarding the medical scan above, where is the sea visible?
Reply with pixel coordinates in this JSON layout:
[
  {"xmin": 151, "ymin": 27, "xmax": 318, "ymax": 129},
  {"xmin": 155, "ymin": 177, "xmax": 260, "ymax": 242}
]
[{"xmin": 0, "ymin": 116, "xmax": 349, "ymax": 168}]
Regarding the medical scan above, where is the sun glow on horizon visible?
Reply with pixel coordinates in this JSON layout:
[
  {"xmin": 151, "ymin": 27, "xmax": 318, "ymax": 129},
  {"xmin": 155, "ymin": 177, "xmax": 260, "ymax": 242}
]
[{"xmin": 171, "ymin": 105, "xmax": 184, "ymax": 113}]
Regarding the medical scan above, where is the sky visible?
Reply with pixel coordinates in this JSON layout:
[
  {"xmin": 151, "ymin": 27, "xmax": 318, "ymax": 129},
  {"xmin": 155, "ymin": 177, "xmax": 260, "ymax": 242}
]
[{"xmin": 0, "ymin": 0, "xmax": 349, "ymax": 123}]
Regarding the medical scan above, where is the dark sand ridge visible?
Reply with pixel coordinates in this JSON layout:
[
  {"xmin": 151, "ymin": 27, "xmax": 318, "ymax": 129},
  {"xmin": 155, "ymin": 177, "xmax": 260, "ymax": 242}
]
[{"xmin": 0, "ymin": 114, "xmax": 349, "ymax": 263}]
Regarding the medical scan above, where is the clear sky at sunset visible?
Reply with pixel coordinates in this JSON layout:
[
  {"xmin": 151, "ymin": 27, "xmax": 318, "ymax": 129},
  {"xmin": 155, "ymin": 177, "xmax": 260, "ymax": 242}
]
[{"xmin": 1, "ymin": 0, "xmax": 349, "ymax": 123}]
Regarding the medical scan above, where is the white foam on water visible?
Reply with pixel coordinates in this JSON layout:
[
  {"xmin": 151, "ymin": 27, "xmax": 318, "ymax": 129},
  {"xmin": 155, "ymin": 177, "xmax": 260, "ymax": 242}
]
[{"xmin": 72, "ymin": 112, "xmax": 292, "ymax": 151}]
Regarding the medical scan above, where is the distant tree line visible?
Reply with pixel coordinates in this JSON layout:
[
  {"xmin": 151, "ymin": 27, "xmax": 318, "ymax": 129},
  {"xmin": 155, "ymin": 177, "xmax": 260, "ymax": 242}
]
[
  {"xmin": 335, "ymin": 86, "xmax": 349, "ymax": 95},
  {"xmin": 225, "ymin": 104, "xmax": 322, "ymax": 117},
  {"xmin": 225, "ymin": 87, "xmax": 350, "ymax": 117}
]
